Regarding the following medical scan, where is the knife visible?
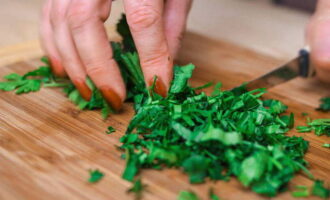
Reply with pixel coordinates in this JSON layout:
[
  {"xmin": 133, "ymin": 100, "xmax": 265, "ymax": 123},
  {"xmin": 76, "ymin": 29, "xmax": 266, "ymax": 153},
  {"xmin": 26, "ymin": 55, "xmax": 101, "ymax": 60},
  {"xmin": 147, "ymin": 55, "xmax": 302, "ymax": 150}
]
[{"xmin": 242, "ymin": 47, "xmax": 315, "ymax": 91}]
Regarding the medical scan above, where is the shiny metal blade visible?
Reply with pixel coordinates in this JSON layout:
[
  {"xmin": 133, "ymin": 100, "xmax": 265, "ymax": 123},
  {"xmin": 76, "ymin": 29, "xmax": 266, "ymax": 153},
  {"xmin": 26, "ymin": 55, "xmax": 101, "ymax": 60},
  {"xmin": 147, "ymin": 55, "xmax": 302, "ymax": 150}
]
[{"xmin": 244, "ymin": 56, "xmax": 301, "ymax": 91}]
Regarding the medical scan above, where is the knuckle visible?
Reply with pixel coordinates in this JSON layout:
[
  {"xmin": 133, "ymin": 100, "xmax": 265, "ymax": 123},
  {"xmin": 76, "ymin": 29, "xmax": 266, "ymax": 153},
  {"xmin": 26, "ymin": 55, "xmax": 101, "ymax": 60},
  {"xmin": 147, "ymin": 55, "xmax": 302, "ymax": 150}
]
[
  {"xmin": 141, "ymin": 49, "xmax": 169, "ymax": 68},
  {"xmin": 50, "ymin": 7, "xmax": 67, "ymax": 27},
  {"xmin": 67, "ymin": 3, "xmax": 98, "ymax": 31},
  {"xmin": 85, "ymin": 57, "xmax": 114, "ymax": 77},
  {"xmin": 127, "ymin": 5, "xmax": 161, "ymax": 31},
  {"xmin": 86, "ymin": 65, "xmax": 105, "ymax": 77}
]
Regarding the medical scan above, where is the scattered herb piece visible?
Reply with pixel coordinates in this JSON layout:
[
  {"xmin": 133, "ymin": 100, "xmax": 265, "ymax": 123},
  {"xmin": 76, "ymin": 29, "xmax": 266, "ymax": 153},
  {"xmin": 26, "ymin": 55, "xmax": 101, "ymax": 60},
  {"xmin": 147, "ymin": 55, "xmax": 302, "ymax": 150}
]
[
  {"xmin": 291, "ymin": 185, "xmax": 310, "ymax": 198},
  {"xmin": 317, "ymin": 97, "xmax": 330, "ymax": 112},
  {"xmin": 296, "ymin": 119, "xmax": 330, "ymax": 136},
  {"xmin": 178, "ymin": 190, "xmax": 200, "ymax": 200},
  {"xmin": 312, "ymin": 180, "xmax": 330, "ymax": 198},
  {"xmin": 0, "ymin": 63, "xmax": 58, "ymax": 94},
  {"xmin": 323, "ymin": 143, "xmax": 330, "ymax": 148},
  {"xmin": 88, "ymin": 169, "xmax": 104, "ymax": 183},
  {"xmin": 128, "ymin": 179, "xmax": 146, "ymax": 200},
  {"xmin": 106, "ymin": 126, "xmax": 116, "ymax": 134}
]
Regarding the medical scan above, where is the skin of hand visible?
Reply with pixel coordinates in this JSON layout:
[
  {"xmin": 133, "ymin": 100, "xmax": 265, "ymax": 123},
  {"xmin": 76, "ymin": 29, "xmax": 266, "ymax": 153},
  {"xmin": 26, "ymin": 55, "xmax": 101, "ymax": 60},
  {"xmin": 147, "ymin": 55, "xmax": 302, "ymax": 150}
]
[
  {"xmin": 306, "ymin": 0, "xmax": 330, "ymax": 83},
  {"xmin": 40, "ymin": 0, "xmax": 192, "ymax": 111}
]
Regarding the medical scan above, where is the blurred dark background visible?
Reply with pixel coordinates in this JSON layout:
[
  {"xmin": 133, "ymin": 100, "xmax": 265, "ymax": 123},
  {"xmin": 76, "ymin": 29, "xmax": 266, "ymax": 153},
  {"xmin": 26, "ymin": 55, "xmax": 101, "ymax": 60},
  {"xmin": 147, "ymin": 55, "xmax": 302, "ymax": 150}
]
[{"xmin": 273, "ymin": 0, "xmax": 317, "ymax": 12}]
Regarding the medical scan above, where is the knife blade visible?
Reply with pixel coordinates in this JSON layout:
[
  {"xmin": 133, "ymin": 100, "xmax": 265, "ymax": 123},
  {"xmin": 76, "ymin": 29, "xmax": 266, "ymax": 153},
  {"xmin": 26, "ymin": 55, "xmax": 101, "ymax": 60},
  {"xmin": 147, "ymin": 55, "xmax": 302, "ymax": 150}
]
[{"xmin": 242, "ymin": 47, "xmax": 314, "ymax": 91}]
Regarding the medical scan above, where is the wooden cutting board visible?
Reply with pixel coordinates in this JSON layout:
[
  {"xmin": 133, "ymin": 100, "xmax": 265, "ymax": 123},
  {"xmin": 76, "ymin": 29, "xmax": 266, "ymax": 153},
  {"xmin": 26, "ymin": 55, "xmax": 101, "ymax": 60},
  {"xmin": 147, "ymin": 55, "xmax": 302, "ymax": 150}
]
[{"xmin": 0, "ymin": 32, "xmax": 329, "ymax": 200}]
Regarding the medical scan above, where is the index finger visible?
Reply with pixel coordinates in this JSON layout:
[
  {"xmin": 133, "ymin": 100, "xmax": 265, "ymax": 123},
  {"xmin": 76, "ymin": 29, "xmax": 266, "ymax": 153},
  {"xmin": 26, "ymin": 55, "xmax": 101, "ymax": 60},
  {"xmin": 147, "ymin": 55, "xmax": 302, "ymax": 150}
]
[
  {"xmin": 124, "ymin": 0, "xmax": 173, "ymax": 97},
  {"xmin": 68, "ymin": 0, "xmax": 126, "ymax": 111}
]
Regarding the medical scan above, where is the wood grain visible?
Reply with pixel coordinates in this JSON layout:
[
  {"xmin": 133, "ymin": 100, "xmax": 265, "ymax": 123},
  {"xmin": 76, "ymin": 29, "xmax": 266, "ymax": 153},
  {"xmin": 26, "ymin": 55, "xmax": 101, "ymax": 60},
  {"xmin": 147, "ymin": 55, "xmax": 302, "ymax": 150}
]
[{"xmin": 0, "ymin": 32, "xmax": 329, "ymax": 200}]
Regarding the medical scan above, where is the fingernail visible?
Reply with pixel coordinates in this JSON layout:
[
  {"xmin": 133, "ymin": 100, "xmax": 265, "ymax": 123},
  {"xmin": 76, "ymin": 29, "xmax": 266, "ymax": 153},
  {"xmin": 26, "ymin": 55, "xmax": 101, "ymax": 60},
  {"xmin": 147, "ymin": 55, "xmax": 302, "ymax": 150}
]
[
  {"xmin": 50, "ymin": 58, "xmax": 66, "ymax": 77},
  {"xmin": 73, "ymin": 79, "xmax": 92, "ymax": 101},
  {"xmin": 100, "ymin": 87, "xmax": 123, "ymax": 112},
  {"xmin": 148, "ymin": 77, "xmax": 167, "ymax": 98}
]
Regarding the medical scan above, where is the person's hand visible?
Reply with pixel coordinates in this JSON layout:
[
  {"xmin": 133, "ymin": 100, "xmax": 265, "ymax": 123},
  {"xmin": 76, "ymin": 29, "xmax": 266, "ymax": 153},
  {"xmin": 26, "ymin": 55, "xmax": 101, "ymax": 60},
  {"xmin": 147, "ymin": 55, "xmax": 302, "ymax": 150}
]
[
  {"xmin": 40, "ymin": 0, "xmax": 192, "ymax": 111},
  {"xmin": 306, "ymin": 0, "xmax": 330, "ymax": 83}
]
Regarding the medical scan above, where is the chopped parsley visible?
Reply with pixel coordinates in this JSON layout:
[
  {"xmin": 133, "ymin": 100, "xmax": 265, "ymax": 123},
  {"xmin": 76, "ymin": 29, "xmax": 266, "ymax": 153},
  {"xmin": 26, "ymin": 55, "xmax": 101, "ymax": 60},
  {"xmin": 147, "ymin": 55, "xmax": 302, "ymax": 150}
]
[
  {"xmin": 127, "ymin": 179, "xmax": 146, "ymax": 200},
  {"xmin": 178, "ymin": 190, "xmax": 200, "ymax": 200},
  {"xmin": 88, "ymin": 169, "xmax": 104, "ymax": 183},
  {"xmin": 291, "ymin": 185, "xmax": 310, "ymax": 197},
  {"xmin": 312, "ymin": 180, "xmax": 330, "ymax": 198},
  {"xmin": 296, "ymin": 119, "xmax": 330, "ymax": 136},
  {"xmin": 323, "ymin": 143, "xmax": 330, "ymax": 148},
  {"xmin": 317, "ymin": 97, "xmax": 330, "ymax": 112},
  {"xmin": 106, "ymin": 126, "xmax": 116, "ymax": 134}
]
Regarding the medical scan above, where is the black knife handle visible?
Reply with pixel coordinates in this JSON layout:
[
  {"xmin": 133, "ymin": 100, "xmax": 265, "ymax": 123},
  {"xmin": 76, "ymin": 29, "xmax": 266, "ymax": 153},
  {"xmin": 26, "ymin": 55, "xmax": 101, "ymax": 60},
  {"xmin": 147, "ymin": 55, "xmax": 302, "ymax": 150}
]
[{"xmin": 298, "ymin": 48, "xmax": 309, "ymax": 77}]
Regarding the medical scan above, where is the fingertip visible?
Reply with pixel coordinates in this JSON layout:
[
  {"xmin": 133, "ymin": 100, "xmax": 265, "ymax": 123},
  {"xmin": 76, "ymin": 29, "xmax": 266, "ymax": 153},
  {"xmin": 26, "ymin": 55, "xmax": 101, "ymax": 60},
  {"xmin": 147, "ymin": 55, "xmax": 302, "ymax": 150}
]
[
  {"xmin": 100, "ymin": 86, "xmax": 124, "ymax": 112},
  {"xmin": 72, "ymin": 78, "xmax": 92, "ymax": 101},
  {"xmin": 49, "ymin": 57, "xmax": 67, "ymax": 77},
  {"xmin": 143, "ymin": 54, "xmax": 173, "ymax": 98},
  {"xmin": 148, "ymin": 77, "xmax": 168, "ymax": 98},
  {"xmin": 310, "ymin": 49, "xmax": 330, "ymax": 83},
  {"xmin": 316, "ymin": 69, "xmax": 330, "ymax": 84}
]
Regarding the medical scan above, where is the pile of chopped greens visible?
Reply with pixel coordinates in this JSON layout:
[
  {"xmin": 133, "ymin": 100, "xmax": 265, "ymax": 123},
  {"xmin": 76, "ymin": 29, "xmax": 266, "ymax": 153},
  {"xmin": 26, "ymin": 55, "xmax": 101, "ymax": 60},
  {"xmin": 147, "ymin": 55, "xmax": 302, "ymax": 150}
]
[
  {"xmin": 0, "ymin": 14, "xmax": 329, "ymax": 199},
  {"xmin": 120, "ymin": 63, "xmax": 311, "ymax": 197}
]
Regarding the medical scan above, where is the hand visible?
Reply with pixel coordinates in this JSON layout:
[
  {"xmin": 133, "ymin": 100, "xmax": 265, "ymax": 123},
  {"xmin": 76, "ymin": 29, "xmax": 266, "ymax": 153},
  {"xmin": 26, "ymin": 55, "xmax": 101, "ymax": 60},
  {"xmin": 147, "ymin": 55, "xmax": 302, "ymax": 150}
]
[
  {"xmin": 306, "ymin": 0, "xmax": 330, "ymax": 83},
  {"xmin": 40, "ymin": 0, "xmax": 192, "ymax": 111}
]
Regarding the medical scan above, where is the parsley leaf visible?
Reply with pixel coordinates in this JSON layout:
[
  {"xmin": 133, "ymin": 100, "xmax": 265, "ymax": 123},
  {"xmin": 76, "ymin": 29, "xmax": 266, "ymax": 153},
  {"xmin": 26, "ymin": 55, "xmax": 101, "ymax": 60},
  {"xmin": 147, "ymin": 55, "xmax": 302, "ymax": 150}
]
[
  {"xmin": 317, "ymin": 97, "xmax": 330, "ymax": 112},
  {"xmin": 177, "ymin": 190, "xmax": 200, "ymax": 200},
  {"xmin": 88, "ymin": 169, "xmax": 104, "ymax": 183},
  {"xmin": 291, "ymin": 185, "xmax": 310, "ymax": 197},
  {"xmin": 323, "ymin": 143, "xmax": 330, "ymax": 148},
  {"xmin": 127, "ymin": 179, "xmax": 146, "ymax": 200},
  {"xmin": 297, "ymin": 118, "xmax": 330, "ymax": 136},
  {"xmin": 312, "ymin": 180, "xmax": 330, "ymax": 198},
  {"xmin": 106, "ymin": 126, "xmax": 116, "ymax": 134},
  {"xmin": 170, "ymin": 64, "xmax": 195, "ymax": 93}
]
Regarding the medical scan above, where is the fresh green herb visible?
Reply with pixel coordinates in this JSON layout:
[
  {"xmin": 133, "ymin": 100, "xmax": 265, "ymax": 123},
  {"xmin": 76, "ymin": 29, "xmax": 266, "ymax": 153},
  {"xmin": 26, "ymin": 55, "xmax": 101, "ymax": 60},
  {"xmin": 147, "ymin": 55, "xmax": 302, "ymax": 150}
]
[
  {"xmin": 178, "ymin": 190, "xmax": 200, "ymax": 200},
  {"xmin": 291, "ymin": 185, "xmax": 310, "ymax": 197},
  {"xmin": 317, "ymin": 97, "xmax": 330, "ymax": 112},
  {"xmin": 120, "ymin": 63, "xmax": 310, "ymax": 197},
  {"xmin": 127, "ymin": 179, "xmax": 146, "ymax": 200},
  {"xmin": 323, "ymin": 143, "xmax": 330, "ymax": 148},
  {"xmin": 106, "ymin": 126, "xmax": 116, "ymax": 134},
  {"xmin": 312, "ymin": 180, "xmax": 330, "ymax": 198},
  {"xmin": 117, "ymin": 14, "xmax": 136, "ymax": 52},
  {"xmin": 209, "ymin": 188, "xmax": 220, "ymax": 200},
  {"xmin": 88, "ymin": 169, "xmax": 104, "ymax": 183},
  {"xmin": 0, "ymin": 63, "xmax": 55, "ymax": 94},
  {"xmin": 296, "ymin": 119, "xmax": 330, "ymax": 136}
]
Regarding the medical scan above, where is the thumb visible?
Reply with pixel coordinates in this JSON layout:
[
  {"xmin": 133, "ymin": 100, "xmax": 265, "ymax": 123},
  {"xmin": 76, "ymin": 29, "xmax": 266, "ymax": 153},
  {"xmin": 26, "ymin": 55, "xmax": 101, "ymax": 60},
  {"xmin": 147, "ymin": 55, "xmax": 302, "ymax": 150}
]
[{"xmin": 307, "ymin": 0, "xmax": 330, "ymax": 83}]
